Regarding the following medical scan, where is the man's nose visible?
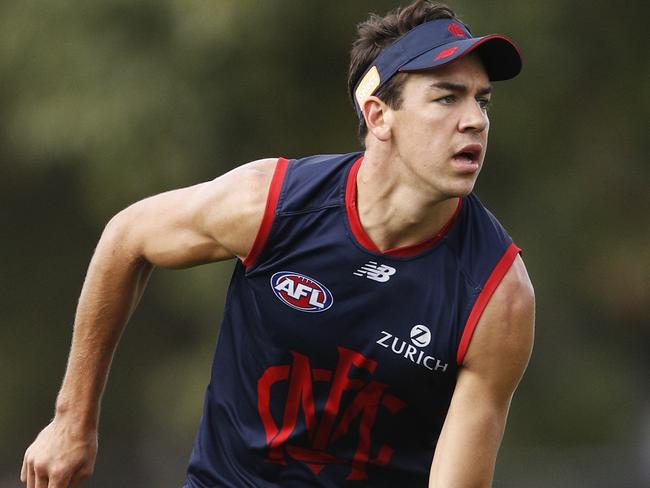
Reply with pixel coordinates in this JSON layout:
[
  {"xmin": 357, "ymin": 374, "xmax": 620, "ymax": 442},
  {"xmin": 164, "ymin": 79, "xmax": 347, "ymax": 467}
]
[{"xmin": 458, "ymin": 101, "xmax": 489, "ymax": 133}]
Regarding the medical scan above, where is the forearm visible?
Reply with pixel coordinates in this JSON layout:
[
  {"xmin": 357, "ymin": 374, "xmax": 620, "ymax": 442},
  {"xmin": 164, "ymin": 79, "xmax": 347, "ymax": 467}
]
[
  {"xmin": 55, "ymin": 214, "xmax": 153, "ymax": 428},
  {"xmin": 429, "ymin": 398, "xmax": 509, "ymax": 487}
]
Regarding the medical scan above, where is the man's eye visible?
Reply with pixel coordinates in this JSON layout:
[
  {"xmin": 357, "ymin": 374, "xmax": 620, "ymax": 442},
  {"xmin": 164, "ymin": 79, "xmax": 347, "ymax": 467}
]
[
  {"xmin": 437, "ymin": 95, "xmax": 456, "ymax": 104},
  {"xmin": 477, "ymin": 98, "xmax": 492, "ymax": 110}
]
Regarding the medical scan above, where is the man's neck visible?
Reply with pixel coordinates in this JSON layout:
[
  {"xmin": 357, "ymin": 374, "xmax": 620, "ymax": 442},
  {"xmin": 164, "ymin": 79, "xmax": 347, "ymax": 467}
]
[{"xmin": 355, "ymin": 150, "xmax": 460, "ymax": 252}]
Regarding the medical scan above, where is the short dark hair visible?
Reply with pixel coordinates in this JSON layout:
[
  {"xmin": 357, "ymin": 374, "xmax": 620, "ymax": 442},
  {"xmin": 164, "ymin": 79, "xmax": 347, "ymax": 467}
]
[{"xmin": 348, "ymin": 1, "xmax": 457, "ymax": 145}]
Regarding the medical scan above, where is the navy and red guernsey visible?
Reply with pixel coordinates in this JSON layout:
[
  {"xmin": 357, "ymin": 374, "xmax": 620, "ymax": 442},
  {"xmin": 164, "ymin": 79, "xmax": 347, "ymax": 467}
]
[{"xmin": 184, "ymin": 152, "xmax": 520, "ymax": 488}]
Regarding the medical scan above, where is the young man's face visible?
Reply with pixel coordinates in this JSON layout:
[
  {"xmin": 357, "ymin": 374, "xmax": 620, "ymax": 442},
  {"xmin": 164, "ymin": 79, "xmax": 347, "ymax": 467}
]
[{"xmin": 386, "ymin": 54, "xmax": 492, "ymax": 199}]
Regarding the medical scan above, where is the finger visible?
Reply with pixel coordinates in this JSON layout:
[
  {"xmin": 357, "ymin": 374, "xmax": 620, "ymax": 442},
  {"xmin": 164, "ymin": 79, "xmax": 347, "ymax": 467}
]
[
  {"xmin": 20, "ymin": 453, "xmax": 28, "ymax": 483},
  {"xmin": 48, "ymin": 472, "xmax": 73, "ymax": 488},
  {"xmin": 46, "ymin": 465, "xmax": 74, "ymax": 488},
  {"xmin": 26, "ymin": 464, "xmax": 35, "ymax": 488},
  {"xmin": 34, "ymin": 472, "xmax": 49, "ymax": 488},
  {"xmin": 67, "ymin": 474, "xmax": 82, "ymax": 488},
  {"xmin": 68, "ymin": 467, "xmax": 90, "ymax": 488},
  {"xmin": 45, "ymin": 472, "xmax": 71, "ymax": 488}
]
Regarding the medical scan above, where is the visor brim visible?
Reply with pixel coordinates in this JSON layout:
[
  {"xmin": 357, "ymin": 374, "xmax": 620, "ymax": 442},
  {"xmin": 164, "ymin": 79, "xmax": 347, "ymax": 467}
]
[{"xmin": 399, "ymin": 34, "xmax": 522, "ymax": 81}]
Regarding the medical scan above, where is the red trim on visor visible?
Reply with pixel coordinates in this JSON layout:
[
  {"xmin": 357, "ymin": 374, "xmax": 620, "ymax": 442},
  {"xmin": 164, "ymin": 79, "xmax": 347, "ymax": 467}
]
[
  {"xmin": 243, "ymin": 157, "xmax": 289, "ymax": 268},
  {"xmin": 458, "ymin": 34, "xmax": 523, "ymax": 77},
  {"xmin": 345, "ymin": 156, "xmax": 462, "ymax": 257},
  {"xmin": 456, "ymin": 242, "xmax": 521, "ymax": 365}
]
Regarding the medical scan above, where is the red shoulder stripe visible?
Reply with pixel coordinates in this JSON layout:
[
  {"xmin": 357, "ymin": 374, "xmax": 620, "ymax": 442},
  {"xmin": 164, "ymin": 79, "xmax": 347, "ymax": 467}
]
[
  {"xmin": 456, "ymin": 242, "xmax": 521, "ymax": 365},
  {"xmin": 243, "ymin": 158, "xmax": 289, "ymax": 269}
]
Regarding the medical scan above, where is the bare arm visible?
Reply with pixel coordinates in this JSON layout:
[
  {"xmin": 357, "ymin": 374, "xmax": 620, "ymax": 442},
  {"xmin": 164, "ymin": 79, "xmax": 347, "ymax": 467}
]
[
  {"xmin": 21, "ymin": 158, "xmax": 278, "ymax": 488},
  {"xmin": 429, "ymin": 255, "xmax": 535, "ymax": 488}
]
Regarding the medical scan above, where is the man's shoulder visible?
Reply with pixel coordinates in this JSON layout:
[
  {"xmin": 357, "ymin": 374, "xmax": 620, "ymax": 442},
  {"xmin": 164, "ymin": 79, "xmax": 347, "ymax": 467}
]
[
  {"xmin": 462, "ymin": 193, "xmax": 509, "ymax": 234},
  {"xmin": 448, "ymin": 193, "xmax": 515, "ymax": 272},
  {"xmin": 462, "ymin": 254, "xmax": 535, "ymax": 377},
  {"xmin": 287, "ymin": 151, "xmax": 362, "ymax": 171},
  {"xmin": 276, "ymin": 152, "xmax": 362, "ymax": 214}
]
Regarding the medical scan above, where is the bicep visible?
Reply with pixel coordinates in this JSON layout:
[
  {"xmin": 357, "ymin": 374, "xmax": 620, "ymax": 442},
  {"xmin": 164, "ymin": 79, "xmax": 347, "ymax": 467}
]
[
  {"xmin": 110, "ymin": 158, "xmax": 278, "ymax": 269},
  {"xmin": 429, "ymin": 256, "xmax": 535, "ymax": 487}
]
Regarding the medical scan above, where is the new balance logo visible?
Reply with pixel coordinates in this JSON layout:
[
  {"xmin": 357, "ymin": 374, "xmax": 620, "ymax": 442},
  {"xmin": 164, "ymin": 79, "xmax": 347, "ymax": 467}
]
[{"xmin": 353, "ymin": 261, "xmax": 397, "ymax": 282}]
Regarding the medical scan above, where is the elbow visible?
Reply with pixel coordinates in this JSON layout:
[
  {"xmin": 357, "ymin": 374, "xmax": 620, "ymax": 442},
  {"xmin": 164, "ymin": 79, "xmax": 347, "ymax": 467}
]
[
  {"xmin": 100, "ymin": 207, "xmax": 147, "ymax": 264},
  {"xmin": 103, "ymin": 208, "xmax": 131, "ymax": 243}
]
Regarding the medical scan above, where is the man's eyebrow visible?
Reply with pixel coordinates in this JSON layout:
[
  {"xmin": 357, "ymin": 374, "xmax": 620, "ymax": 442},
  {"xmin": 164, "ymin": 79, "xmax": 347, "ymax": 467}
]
[
  {"xmin": 429, "ymin": 81, "xmax": 493, "ymax": 95},
  {"xmin": 477, "ymin": 85, "xmax": 493, "ymax": 96}
]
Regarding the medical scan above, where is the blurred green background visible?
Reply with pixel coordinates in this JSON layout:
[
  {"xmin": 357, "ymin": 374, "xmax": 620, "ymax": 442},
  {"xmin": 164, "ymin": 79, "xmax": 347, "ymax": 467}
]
[{"xmin": 2, "ymin": 0, "xmax": 648, "ymax": 486}]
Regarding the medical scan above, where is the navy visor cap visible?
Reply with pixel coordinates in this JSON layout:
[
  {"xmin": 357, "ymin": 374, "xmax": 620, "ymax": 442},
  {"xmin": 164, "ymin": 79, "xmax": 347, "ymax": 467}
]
[{"xmin": 353, "ymin": 18, "xmax": 522, "ymax": 118}]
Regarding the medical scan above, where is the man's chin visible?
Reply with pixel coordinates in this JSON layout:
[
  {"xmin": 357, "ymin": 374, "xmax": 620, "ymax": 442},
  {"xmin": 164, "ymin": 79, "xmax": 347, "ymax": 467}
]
[{"xmin": 444, "ymin": 180, "xmax": 477, "ymax": 198}]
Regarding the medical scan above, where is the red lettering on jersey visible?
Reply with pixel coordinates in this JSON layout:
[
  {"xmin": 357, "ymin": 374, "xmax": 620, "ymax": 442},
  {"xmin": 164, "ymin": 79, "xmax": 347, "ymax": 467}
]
[{"xmin": 256, "ymin": 347, "xmax": 406, "ymax": 480}]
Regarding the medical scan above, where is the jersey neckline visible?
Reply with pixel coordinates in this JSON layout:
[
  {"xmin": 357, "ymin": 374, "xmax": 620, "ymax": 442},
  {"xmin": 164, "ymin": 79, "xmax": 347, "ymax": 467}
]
[{"xmin": 344, "ymin": 155, "xmax": 463, "ymax": 258}]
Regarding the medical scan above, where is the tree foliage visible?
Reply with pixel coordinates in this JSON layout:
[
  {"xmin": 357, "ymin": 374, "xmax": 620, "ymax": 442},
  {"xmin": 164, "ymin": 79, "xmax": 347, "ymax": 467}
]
[{"xmin": 2, "ymin": 1, "xmax": 648, "ymax": 486}]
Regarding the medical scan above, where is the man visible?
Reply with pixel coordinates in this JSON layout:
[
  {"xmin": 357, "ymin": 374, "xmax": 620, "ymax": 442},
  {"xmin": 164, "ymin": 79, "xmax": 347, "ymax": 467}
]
[{"xmin": 21, "ymin": 1, "xmax": 534, "ymax": 487}]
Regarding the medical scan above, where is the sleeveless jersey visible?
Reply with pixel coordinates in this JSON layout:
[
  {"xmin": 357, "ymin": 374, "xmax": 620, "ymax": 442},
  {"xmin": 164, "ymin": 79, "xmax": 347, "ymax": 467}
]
[{"xmin": 184, "ymin": 152, "xmax": 520, "ymax": 488}]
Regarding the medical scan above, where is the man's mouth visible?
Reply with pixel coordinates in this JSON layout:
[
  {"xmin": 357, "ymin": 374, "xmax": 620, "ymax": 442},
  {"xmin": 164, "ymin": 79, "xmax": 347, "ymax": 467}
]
[{"xmin": 452, "ymin": 144, "xmax": 482, "ymax": 164}]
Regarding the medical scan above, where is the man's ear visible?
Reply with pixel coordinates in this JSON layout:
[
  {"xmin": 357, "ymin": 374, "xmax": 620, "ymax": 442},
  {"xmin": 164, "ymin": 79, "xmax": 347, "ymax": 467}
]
[{"xmin": 362, "ymin": 96, "xmax": 392, "ymax": 142}]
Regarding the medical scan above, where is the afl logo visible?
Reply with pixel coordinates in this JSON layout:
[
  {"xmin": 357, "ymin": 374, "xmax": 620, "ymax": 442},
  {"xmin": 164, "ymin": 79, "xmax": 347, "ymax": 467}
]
[
  {"xmin": 410, "ymin": 325, "xmax": 431, "ymax": 347},
  {"xmin": 271, "ymin": 272, "xmax": 334, "ymax": 313}
]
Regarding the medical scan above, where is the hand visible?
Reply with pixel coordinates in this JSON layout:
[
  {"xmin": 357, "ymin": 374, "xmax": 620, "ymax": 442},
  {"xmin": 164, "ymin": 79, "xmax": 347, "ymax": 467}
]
[{"xmin": 21, "ymin": 418, "xmax": 98, "ymax": 488}]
